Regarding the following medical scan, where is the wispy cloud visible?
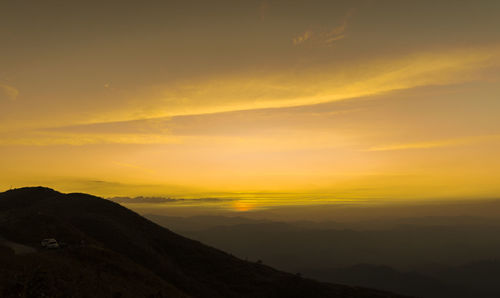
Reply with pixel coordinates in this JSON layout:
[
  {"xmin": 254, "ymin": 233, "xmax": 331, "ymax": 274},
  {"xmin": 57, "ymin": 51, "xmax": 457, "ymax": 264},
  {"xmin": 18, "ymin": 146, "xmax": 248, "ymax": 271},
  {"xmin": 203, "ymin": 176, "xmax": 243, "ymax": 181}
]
[
  {"xmin": 292, "ymin": 29, "xmax": 314, "ymax": 45},
  {"xmin": 149, "ymin": 44, "xmax": 500, "ymax": 119},
  {"xmin": 365, "ymin": 135, "xmax": 500, "ymax": 152},
  {"xmin": 1, "ymin": 44, "xmax": 499, "ymax": 146},
  {"xmin": 0, "ymin": 84, "xmax": 19, "ymax": 101},
  {"xmin": 293, "ymin": 10, "xmax": 353, "ymax": 47}
]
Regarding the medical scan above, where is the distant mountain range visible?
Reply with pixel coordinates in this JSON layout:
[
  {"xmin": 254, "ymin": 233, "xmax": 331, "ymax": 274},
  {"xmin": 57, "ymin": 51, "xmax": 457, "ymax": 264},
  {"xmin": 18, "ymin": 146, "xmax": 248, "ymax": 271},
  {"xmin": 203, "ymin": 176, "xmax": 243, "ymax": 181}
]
[
  {"xmin": 145, "ymin": 214, "xmax": 500, "ymax": 297},
  {"xmin": 0, "ymin": 187, "xmax": 408, "ymax": 298}
]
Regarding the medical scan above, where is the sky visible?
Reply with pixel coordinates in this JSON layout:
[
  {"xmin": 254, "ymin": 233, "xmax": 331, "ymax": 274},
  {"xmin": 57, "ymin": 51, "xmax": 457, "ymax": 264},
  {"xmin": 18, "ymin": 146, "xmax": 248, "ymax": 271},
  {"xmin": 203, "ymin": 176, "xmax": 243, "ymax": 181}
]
[{"xmin": 1, "ymin": 0, "xmax": 500, "ymax": 211}]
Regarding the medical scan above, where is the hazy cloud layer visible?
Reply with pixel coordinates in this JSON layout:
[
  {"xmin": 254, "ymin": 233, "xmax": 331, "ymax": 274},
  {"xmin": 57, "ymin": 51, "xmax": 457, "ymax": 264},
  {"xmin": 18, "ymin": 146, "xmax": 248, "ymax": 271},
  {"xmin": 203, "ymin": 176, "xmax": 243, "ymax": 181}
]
[{"xmin": 109, "ymin": 196, "xmax": 236, "ymax": 204}]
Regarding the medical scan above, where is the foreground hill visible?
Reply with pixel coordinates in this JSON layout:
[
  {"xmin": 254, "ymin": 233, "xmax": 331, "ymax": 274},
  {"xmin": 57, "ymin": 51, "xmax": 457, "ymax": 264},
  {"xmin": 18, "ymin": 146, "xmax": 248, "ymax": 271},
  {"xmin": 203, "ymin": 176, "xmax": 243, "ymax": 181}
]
[{"xmin": 0, "ymin": 187, "xmax": 407, "ymax": 298}]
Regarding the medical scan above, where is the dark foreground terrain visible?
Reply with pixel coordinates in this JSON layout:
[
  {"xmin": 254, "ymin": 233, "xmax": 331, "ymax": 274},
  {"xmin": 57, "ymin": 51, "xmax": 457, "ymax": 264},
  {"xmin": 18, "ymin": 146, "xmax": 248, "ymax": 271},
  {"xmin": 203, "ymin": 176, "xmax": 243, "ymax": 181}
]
[{"xmin": 0, "ymin": 187, "xmax": 407, "ymax": 298}]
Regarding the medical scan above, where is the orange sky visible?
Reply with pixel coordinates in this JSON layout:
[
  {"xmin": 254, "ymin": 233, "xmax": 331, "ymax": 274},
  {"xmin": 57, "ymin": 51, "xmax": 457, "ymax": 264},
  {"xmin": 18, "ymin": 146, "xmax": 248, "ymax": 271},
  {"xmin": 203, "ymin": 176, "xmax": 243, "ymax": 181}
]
[{"xmin": 1, "ymin": 1, "xmax": 500, "ymax": 209}]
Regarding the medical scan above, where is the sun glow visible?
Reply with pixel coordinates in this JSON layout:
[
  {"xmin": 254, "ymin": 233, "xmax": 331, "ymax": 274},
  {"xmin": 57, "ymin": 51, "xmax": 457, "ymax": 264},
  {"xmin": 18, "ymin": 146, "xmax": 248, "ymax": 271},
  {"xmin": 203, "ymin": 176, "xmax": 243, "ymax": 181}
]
[{"xmin": 232, "ymin": 201, "xmax": 257, "ymax": 212}]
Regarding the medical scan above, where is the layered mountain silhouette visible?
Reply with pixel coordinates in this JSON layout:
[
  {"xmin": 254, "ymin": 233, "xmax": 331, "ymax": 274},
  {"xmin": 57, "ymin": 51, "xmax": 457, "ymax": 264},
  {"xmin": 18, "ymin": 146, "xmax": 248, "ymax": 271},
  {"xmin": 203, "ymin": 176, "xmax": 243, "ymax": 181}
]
[
  {"xmin": 149, "ymin": 213, "xmax": 500, "ymax": 297},
  {"xmin": 0, "ymin": 187, "xmax": 408, "ymax": 298}
]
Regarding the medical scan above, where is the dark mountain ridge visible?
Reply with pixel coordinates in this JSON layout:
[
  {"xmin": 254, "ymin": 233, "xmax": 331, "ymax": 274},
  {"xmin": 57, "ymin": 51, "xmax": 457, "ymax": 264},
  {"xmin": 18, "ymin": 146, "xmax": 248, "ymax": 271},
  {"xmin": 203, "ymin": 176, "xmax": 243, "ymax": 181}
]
[
  {"xmin": 151, "ymin": 213, "xmax": 500, "ymax": 297},
  {"xmin": 0, "ymin": 187, "xmax": 407, "ymax": 298}
]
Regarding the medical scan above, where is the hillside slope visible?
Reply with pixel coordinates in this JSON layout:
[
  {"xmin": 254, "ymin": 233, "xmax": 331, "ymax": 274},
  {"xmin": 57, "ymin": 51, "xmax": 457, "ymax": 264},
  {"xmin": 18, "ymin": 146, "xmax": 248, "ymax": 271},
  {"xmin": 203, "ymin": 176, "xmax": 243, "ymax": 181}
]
[{"xmin": 0, "ymin": 187, "xmax": 408, "ymax": 298}]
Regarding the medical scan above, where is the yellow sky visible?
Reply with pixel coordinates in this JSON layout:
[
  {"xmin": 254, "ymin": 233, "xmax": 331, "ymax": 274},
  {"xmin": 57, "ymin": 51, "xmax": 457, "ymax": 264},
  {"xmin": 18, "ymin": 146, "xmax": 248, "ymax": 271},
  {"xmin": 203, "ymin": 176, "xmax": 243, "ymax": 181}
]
[{"xmin": 1, "ymin": 1, "xmax": 500, "ymax": 209}]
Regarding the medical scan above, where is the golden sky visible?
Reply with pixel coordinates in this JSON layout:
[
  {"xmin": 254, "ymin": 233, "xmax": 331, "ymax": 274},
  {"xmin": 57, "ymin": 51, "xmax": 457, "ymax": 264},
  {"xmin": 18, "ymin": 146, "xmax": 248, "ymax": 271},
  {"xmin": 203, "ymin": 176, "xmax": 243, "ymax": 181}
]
[{"xmin": 1, "ymin": 0, "xmax": 500, "ymax": 208}]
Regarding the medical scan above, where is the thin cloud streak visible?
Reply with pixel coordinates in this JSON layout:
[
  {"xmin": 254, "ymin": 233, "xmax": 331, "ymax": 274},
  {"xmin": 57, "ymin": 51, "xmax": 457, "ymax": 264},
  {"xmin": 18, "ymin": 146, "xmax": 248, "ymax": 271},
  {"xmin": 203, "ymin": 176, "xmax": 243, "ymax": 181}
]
[
  {"xmin": 0, "ymin": 131, "xmax": 181, "ymax": 146},
  {"xmin": 258, "ymin": 0, "xmax": 270, "ymax": 20},
  {"xmin": 109, "ymin": 196, "xmax": 236, "ymax": 204},
  {"xmin": 365, "ymin": 135, "xmax": 500, "ymax": 152}
]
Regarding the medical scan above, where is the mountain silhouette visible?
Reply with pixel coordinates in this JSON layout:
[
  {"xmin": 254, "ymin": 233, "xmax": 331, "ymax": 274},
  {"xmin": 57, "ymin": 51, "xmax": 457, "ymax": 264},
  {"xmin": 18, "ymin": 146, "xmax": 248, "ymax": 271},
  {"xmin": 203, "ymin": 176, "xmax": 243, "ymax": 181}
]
[{"xmin": 0, "ymin": 187, "xmax": 408, "ymax": 298}]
